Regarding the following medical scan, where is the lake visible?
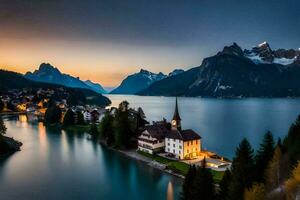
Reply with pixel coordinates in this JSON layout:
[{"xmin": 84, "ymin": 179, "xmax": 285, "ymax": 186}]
[
  {"xmin": 106, "ymin": 95, "xmax": 300, "ymax": 158},
  {"xmin": 1, "ymin": 95, "xmax": 300, "ymax": 200},
  {"xmin": 0, "ymin": 117, "xmax": 182, "ymax": 200}
]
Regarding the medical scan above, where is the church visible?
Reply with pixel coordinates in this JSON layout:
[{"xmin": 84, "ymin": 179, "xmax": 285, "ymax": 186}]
[{"xmin": 165, "ymin": 98, "xmax": 202, "ymax": 160}]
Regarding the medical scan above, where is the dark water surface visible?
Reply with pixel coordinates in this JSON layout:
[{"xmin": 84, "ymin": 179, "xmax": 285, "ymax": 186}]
[{"xmin": 0, "ymin": 117, "xmax": 182, "ymax": 200}]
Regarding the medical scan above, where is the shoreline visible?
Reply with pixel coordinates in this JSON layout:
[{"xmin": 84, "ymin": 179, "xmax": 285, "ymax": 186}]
[
  {"xmin": 0, "ymin": 136, "xmax": 23, "ymax": 159},
  {"xmin": 97, "ymin": 140, "xmax": 185, "ymax": 179},
  {"xmin": 117, "ymin": 149, "xmax": 185, "ymax": 179}
]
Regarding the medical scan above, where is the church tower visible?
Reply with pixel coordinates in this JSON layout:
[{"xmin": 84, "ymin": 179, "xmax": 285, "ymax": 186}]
[{"xmin": 171, "ymin": 97, "xmax": 181, "ymax": 130}]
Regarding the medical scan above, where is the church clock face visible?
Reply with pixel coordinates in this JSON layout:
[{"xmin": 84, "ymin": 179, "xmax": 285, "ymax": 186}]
[{"xmin": 172, "ymin": 120, "xmax": 177, "ymax": 126}]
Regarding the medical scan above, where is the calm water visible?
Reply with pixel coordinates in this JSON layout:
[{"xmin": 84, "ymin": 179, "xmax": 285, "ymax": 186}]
[
  {"xmin": 0, "ymin": 117, "xmax": 182, "ymax": 200},
  {"xmin": 106, "ymin": 95, "xmax": 300, "ymax": 158},
  {"xmin": 2, "ymin": 95, "xmax": 300, "ymax": 200}
]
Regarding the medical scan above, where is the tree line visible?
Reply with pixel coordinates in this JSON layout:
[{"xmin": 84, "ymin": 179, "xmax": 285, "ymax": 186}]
[
  {"xmin": 182, "ymin": 116, "xmax": 300, "ymax": 200},
  {"xmin": 90, "ymin": 101, "xmax": 147, "ymax": 149}
]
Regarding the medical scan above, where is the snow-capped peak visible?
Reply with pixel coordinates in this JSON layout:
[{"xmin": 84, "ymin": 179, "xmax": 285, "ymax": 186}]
[{"xmin": 258, "ymin": 41, "xmax": 268, "ymax": 47}]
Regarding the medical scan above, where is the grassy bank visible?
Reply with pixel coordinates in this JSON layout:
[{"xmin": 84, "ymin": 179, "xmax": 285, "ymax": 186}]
[{"xmin": 137, "ymin": 150, "xmax": 224, "ymax": 183}]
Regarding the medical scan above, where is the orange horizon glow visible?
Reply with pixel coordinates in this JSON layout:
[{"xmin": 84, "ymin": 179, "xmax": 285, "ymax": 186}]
[{"xmin": 0, "ymin": 36, "xmax": 202, "ymax": 88}]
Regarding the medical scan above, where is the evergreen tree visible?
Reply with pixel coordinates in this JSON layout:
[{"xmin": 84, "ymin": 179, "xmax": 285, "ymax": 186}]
[
  {"xmin": 284, "ymin": 115, "xmax": 300, "ymax": 167},
  {"xmin": 89, "ymin": 123, "xmax": 100, "ymax": 139},
  {"xmin": 254, "ymin": 131, "xmax": 275, "ymax": 183},
  {"xmin": 135, "ymin": 107, "xmax": 147, "ymax": 134},
  {"xmin": 244, "ymin": 183, "xmax": 266, "ymax": 200},
  {"xmin": 181, "ymin": 165, "xmax": 197, "ymax": 200},
  {"xmin": 99, "ymin": 112, "xmax": 114, "ymax": 145},
  {"xmin": 76, "ymin": 111, "xmax": 85, "ymax": 125},
  {"xmin": 285, "ymin": 161, "xmax": 300, "ymax": 200},
  {"xmin": 229, "ymin": 138, "xmax": 255, "ymax": 200},
  {"xmin": 0, "ymin": 117, "xmax": 7, "ymax": 141},
  {"xmin": 114, "ymin": 101, "xmax": 133, "ymax": 149},
  {"xmin": 218, "ymin": 169, "xmax": 232, "ymax": 200},
  {"xmin": 63, "ymin": 109, "xmax": 75, "ymax": 126},
  {"xmin": 265, "ymin": 146, "xmax": 282, "ymax": 192},
  {"xmin": 0, "ymin": 100, "xmax": 4, "ymax": 111},
  {"xmin": 44, "ymin": 105, "xmax": 62, "ymax": 124},
  {"xmin": 192, "ymin": 158, "xmax": 216, "ymax": 200}
]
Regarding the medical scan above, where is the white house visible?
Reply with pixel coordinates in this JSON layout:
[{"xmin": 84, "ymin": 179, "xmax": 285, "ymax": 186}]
[
  {"xmin": 83, "ymin": 110, "xmax": 92, "ymax": 122},
  {"xmin": 138, "ymin": 123, "xmax": 169, "ymax": 154},
  {"xmin": 165, "ymin": 98, "xmax": 202, "ymax": 160}
]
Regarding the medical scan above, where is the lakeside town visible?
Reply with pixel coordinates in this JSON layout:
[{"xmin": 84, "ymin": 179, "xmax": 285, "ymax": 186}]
[{"xmin": 0, "ymin": 87, "xmax": 231, "ymax": 176}]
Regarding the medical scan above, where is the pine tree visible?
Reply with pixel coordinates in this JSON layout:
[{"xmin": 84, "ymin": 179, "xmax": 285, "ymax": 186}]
[
  {"xmin": 218, "ymin": 169, "xmax": 232, "ymax": 200},
  {"xmin": 192, "ymin": 158, "xmax": 216, "ymax": 200},
  {"xmin": 285, "ymin": 161, "xmax": 300, "ymax": 200},
  {"xmin": 229, "ymin": 138, "xmax": 255, "ymax": 200},
  {"xmin": 284, "ymin": 115, "xmax": 300, "ymax": 167},
  {"xmin": 44, "ymin": 105, "xmax": 62, "ymax": 124},
  {"xmin": 99, "ymin": 112, "xmax": 114, "ymax": 145},
  {"xmin": 181, "ymin": 165, "xmax": 197, "ymax": 200},
  {"xmin": 244, "ymin": 183, "xmax": 266, "ymax": 200},
  {"xmin": 254, "ymin": 131, "xmax": 275, "ymax": 183},
  {"xmin": 114, "ymin": 101, "xmax": 133, "ymax": 149},
  {"xmin": 0, "ymin": 100, "xmax": 4, "ymax": 111},
  {"xmin": 76, "ymin": 111, "xmax": 85, "ymax": 125},
  {"xmin": 89, "ymin": 123, "xmax": 100, "ymax": 139},
  {"xmin": 63, "ymin": 109, "xmax": 75, "ymax": 126},
  {"xmin": 265, "ymin": 146, "xmax": 282, "ymax": 192},
  {"xmin": 0, "ymin": 117, "xmax": 7, "ymax": 141}
]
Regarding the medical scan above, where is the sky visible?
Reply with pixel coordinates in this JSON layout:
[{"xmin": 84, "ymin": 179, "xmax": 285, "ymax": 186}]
[{"xmin": 1, "ymin": 0, "xmax": 300, "ymax": 88}]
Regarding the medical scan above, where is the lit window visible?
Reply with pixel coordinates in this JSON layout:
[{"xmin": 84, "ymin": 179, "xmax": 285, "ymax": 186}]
[{"xmin": 187, "ymin": 150, "xmax": 189, "ymax": 153}]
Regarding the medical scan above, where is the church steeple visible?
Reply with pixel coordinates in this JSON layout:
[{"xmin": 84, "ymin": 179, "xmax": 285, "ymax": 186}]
[{"xmin": 172, "ymin": 97, "xmax": 181, "ymax": 130}]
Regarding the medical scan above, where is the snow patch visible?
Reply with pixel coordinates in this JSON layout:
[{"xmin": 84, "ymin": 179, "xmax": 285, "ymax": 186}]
[
  {"xmin": 246, "ymin": 54, "xmax": 266, "ymax": 64},
  {"xmin": 219, "ymin": 85, "xmax": 232, "ymax": 90},
  {"xmin": 273, "ymin": 57, "xmax": 295, "ymax": 65},
  {"xmin": 258, "ymin": 41, "xmax": 268, "ymax": 47}
]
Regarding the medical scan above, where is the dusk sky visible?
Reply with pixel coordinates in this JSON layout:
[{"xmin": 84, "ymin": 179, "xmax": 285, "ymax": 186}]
[{"xmin": 1, "ymin": 0, "xmax": 300, "ymax": 87}]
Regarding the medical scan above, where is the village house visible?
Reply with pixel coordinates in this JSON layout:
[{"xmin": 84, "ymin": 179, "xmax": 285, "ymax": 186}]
[
  {"xmin": 137, "ymin": 121, "xmax": 170, "ymax": 154},
  {"xmin": 165, "ymin": 98, "xmax": 201, "ymax": 159}
]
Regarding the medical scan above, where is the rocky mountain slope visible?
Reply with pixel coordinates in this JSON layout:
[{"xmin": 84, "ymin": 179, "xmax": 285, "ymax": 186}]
[
  {"xmin": 110, "ymin": 69, "xmax": 167, "ymax": 94},
  {"xmin": 110, "ymin": 69, "xmax": 185, "ymax": 94},
  {"xmin": 25, "ymin": 63, "xmax": 106, "ymax": 94},
  {"xmin": 138, "ymin": 42, "xmax": 300, "ymax": 97}
]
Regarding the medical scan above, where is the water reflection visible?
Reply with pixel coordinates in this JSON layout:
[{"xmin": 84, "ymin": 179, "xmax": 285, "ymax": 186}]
[
  {"xmin": 167, "ymin": 181, "xmax": 174, "ymax": 200},
  {"xmin": 16, "ymin": 114, "xmax": 28, "ymax": 128},
  {"xmin": 38, "ymin": 122, "xmax": 48, "ymax": 153}
]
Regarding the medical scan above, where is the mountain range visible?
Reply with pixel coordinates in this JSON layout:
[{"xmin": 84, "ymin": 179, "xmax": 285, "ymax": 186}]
[
  {"xmin": 138, "ymin": 42, "xmax": 300, "ymax": 97},
  {"xmin": 110, "ymin": 69, "xmax": 184, "ymax": 94},
  {"xmin": 0, "ymin": 70, "xmax": 111, "ymax": 106},
  {"xmin": 25, "ymin": 63, "xmax": 107, "ymax": 94}
]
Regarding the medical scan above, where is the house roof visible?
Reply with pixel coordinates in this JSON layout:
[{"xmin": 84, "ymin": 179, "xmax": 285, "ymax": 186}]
[
  {"xmin": 166, "ymin": 129, "xmax": 201, "ymax": 141},
  {"xmin": 143, "ymin": 124, "xmax": 170, "ymax": 140}
]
